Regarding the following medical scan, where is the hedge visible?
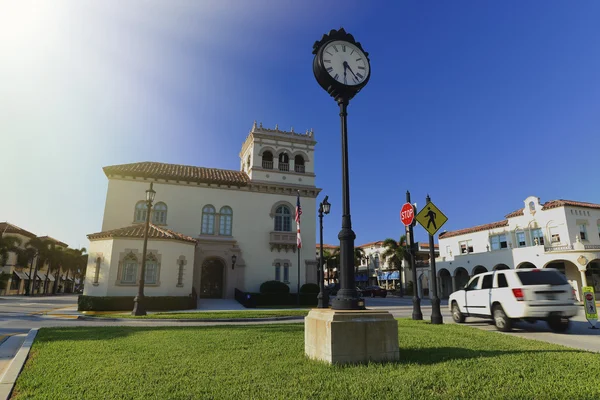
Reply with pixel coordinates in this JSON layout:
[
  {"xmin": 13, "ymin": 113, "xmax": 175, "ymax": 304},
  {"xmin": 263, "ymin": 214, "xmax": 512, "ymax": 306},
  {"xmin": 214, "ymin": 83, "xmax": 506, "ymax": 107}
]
[
  {"xmin": 234, "ymin": 290, "xmax": 318, "ymax": 308},
  {"xmin": 259, "ymin": 280, "xmax": 290, "ymax": 294},
  {"xmin": 300, "ymin": 283, "xmax": 319, "ymax": 293},
  {"xmin": 78, "ymin": 295, "xmax": 196, "ymax": 312}
]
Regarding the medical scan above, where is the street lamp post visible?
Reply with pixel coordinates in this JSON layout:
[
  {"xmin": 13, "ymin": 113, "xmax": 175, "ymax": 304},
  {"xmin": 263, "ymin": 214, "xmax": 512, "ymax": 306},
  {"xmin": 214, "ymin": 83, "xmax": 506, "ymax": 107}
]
[
  {"xmin": 132, "ymin": 182, "xmax": 156, "ymax": 316},
  {"xmin": 317, "ymin": 195, "xmax": 331, "ymax": 308}
]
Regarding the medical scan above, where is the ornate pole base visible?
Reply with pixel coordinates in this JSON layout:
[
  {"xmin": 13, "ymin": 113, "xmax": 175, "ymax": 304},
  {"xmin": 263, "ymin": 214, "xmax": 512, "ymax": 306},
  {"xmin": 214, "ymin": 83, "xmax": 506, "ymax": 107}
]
[
  {"xmin": 412, "ymin": 296, "xmax": 423, "ymax": 320},
  {"xmin": 430, "ymin": 296, "xmax": 443, "ymax": 324},
  {"xmin": 132, "ymin": 295, "xmax": 147, "ymax": 316}
]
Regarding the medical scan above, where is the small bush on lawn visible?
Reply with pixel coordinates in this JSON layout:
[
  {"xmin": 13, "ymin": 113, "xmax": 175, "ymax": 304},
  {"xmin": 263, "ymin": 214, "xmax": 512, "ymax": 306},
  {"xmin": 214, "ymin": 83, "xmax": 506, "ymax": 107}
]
[
  {"xmin": 300, "ymin": 283, "xmax": 319, "ymax": 293},
  {"xmin": 78, "ymin": 295, "xmax": 195, "ymax": 311},
  {"xmin": 259, "ymin": 280, "xmax": 290, "ymax": 294}
]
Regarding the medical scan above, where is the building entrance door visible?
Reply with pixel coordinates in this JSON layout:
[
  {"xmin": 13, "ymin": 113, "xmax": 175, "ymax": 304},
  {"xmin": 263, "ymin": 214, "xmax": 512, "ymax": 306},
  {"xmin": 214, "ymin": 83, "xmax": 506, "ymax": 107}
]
[{"xmin": 200, "ymin": 258, "xmax": 225, "ymax": 298}]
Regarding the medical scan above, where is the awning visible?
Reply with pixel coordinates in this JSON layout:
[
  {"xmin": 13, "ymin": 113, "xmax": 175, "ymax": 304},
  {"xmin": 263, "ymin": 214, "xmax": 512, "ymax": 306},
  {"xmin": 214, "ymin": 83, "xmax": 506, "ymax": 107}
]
[
  {"xmin": 37, "ymin": 272, "xmax": 47, "ymax": 281},
  {"xmin": 46, "ymin": 273, "xmax": 56, "ymax": 282},
  {"xmin": 13, "ymin": 271, "xmax": 28, "ymax": 280}
]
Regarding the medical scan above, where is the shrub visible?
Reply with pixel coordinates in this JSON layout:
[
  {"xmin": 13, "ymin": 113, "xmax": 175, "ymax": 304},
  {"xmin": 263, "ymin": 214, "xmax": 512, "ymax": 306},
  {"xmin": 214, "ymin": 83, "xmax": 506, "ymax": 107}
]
[
  {"xmin": 78, "ymin": 295, "xmax": 195, "ymax": 312},
  {"xmin": 300, "ymin": 283, "xmax": 319, "ymax": 293},
  {"xmin": 259, "ymin": 280, "xmax": 290, "ymax": 294}
]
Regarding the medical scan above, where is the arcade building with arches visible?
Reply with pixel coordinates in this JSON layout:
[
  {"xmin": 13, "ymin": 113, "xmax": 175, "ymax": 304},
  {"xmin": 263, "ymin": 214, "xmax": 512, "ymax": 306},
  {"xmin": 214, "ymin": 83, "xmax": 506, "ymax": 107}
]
[
  {"xmin": 83, "ymin": 123, "xmax": 319, "ymax": 302},
  {"xmin": 432, "ymin": 196, "xmax": 600, "ymax": 301}
]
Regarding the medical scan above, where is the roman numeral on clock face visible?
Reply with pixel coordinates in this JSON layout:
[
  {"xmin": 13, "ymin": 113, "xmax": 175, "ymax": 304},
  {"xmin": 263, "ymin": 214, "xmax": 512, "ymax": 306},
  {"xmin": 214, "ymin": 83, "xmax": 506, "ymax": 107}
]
[{"xmin": 326, "ymin": 67, "xmax": 333, "ymax": 72}]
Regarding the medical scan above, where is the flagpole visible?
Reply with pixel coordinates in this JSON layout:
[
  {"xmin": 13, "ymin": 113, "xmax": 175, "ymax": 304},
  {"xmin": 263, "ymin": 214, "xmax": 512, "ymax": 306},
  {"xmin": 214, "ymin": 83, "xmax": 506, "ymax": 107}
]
[{"xmin": 297, "ymin": 246, "xmax": 301, "ymax": 306}]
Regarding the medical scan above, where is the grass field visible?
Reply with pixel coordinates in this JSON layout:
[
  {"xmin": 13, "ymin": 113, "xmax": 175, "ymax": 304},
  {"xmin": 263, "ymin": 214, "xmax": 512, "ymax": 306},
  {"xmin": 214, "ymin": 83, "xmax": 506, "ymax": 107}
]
[
  {"xmin": 89, "ymin": 310, "xmax": 309, "ymax": 319},
  {"xmin": 13, "ymin": 319, "xmax": 600, "ymax": 399}
]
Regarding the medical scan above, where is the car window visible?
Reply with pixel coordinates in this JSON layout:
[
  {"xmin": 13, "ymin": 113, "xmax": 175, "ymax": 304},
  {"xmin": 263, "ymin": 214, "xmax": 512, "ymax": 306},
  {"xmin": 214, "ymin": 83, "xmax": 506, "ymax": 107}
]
[
  {"xmin": 496, "ymin": 273, "xmax": 508, "ymax": 288},
  {"xmin": 466, "ymin": 277, "xmax": 480, "ymax": 290},
  {"xmin": 516, "ymin": 270, "xmax": 569, "ymax": 286},
  {"xmin": 481, "ymin": 275, "xmax": 493, "ymax": 289}
]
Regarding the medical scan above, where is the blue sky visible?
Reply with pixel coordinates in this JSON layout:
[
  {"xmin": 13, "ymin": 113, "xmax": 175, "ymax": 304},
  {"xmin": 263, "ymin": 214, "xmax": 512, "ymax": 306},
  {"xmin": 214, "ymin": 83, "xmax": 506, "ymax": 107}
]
[{"xmin": 1, "ymin": 1, "xmax": 599, "ymax": 249}]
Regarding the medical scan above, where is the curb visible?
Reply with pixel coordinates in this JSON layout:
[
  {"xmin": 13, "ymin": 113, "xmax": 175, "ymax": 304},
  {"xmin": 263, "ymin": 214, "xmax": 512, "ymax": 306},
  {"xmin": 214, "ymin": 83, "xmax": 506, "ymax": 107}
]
[
  {"xmin": 0, "ymin": 328, "xmax": 39, "ymax": 400},
  {"xmin": 77, "ymin": 315, "xmax": 306, "ymax": 323}
]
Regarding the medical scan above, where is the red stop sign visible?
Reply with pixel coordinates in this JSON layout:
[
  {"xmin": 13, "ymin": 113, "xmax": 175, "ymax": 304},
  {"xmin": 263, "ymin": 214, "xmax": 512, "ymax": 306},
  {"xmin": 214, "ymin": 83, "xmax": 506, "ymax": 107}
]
[{"xmin": 400, "ymin": 203, "xmax": 415, "ymax": 226}]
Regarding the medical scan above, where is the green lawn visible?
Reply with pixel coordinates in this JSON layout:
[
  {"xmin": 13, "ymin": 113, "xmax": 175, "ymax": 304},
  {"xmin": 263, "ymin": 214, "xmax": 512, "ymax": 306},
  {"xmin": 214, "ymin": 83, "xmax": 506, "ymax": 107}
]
[
  {"xmin": 89, "ymin": 310, "xmax": 309, "ymax": 319},
  {"xmin": 13, "ymin": 320, "xmax": 600, "ymax": 399}
]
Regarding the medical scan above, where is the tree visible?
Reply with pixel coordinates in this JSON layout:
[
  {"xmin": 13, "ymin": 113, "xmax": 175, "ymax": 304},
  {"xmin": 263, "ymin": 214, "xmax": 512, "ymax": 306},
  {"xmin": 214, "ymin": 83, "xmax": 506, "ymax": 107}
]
[
  {"xmin": 15, "ymin": 246, "xmax": 36, "ymax": 295},
  {"xmin": 0, "ymin": 235, "xmax": 22, "ymax": 267},
  {"xmin": 24, "ymin": 237, "xmax": 52, "ymax": 295},
  {"xmin": 326, "ymin": 247, "xmax": 366, "ymax": 284},
  {"xmin": 381, "ymin": 235, "xmax": 409, "ymax": 295},
  {"xmin": 62, "ymin": 247, "xmax": 87, "ymax": 293}
]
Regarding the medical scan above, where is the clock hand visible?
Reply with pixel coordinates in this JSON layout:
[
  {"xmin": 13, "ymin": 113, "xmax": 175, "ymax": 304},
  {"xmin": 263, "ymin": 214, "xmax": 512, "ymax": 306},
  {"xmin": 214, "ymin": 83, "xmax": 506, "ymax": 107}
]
[{"xmin": 343, "ymin": 61, "xmax": 359, "ymax": 79}]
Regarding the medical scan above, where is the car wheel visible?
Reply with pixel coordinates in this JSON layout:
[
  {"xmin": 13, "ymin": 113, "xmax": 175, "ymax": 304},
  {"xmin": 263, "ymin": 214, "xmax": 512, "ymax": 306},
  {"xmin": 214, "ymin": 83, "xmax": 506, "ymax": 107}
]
[
  {"xmin": 452, "ymin": 302, "xmax": 465, "ymax": 323},
  {"xmin": 547, "ymin": 316, "xmax": 570, "ymax": 333},
  {"xmin": 492, "ymin": 305, "xmax": 512, "ymax": 332}
]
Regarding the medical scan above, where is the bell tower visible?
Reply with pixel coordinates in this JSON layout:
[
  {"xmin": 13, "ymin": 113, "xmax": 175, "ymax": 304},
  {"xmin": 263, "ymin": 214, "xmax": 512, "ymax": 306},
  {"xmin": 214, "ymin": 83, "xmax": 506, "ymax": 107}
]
[{"xmin": 240, "ymin": 122, "xmax": 317, "ymax": 187}]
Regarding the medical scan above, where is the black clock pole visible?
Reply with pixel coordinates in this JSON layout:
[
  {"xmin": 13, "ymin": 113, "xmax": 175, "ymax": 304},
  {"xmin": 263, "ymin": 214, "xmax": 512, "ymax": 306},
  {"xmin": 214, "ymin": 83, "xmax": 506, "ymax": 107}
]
[{"xmin": 332, "ymin": 99, "xmax": 363, "ymax": 310}]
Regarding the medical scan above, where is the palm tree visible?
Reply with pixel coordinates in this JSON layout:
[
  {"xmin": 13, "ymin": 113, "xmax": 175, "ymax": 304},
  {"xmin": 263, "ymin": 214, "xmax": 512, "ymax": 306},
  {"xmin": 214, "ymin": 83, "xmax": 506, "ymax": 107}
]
[
  {"xmin": 0, "ymin": 235, "xmax": 22, "ymax": 267},
  {"xmin": 353, "ymin": 247, "xmax": 366, "ymax": 284},
  {"xmin": 381, "ymin": 235, "xmax": 409, "ymax": 296},
  {"xmin": 15, "ymin": 246, "xmax": 36, "ymax": 295},
  {"xmin": 62, "ymin": 247, "xmax": 86, "ymax": 293},
  {"xmin": 24, "ymin": 237, "xmax": 52, "ymax": 295}
]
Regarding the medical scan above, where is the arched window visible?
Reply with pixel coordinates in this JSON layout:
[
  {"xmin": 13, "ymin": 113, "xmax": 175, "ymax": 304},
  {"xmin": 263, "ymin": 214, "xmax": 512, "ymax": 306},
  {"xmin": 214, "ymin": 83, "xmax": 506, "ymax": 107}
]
[
  {"xmin": 219, "ymin": 206, "xmax": 233, "ymax": 236},
  {"xmin": 294, "ymin": 155, "xmax": 305, "ymax": 173},
  {"xmin": 529, "ymin": 201, "xmax": 535, "ymax": 212},
  {"xmin": 122, "ymin": 254, "xmax": 138, "ymax": 284},
  {"xmin": 144, "ymin": 254, "xmax": 158, "ymax": 285},
  {"xmin": 274, "ymin": 205, "xmax": 292, "ymax": 232},
  {"xmin": 134, "ymin": 201, "xmax": 147, "ymax": 223},
  {"xmin": 201, "ymin": 205, "xmax": 216, "ymax": 234},
  {"xmin": 278, "ymin": 153, "xmax": 289, "ymax": 171},
  {"xmin": 262, "ymin": 151, "xmax": 273, "ymax": 169},
  {"xmin": 152, "ymin": 202, "xmax": 167, "ymax": 224}
]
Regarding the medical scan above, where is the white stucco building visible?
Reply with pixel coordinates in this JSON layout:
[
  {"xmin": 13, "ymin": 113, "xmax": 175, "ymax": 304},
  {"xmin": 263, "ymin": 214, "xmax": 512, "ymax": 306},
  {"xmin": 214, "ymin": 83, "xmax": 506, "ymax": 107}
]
[
  {"xmin": 84, "ymin": 123, "xmax": 320, "ymax": 300},
  {"xmin": 434, "ymin": 196, "xmax": 600, "ymax": 300}
]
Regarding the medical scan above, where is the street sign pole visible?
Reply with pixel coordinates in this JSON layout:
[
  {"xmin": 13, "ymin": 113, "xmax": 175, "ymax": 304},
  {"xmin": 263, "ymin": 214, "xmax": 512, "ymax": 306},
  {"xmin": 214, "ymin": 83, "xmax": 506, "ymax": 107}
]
[
  {"xmin": 407, "ymin": 190, "xmax": 422, "ymax": 320},
  {"xmin": 426, "ymin": 194, "xmax": 443, "ymax": 325}
]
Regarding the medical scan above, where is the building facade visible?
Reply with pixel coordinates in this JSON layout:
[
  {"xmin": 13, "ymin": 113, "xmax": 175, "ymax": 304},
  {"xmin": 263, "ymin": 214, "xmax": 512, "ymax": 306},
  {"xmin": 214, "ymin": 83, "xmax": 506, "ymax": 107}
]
[
  {"xmin": 84, "ymin": 123, "xmax": 320, "ymax": 300},
  {"xmin": 435, "ymin": 196, "xmax": 600, "ymax": 300},
  {"xmin": 0, "ymin": 223, "xmax": 76, "ymax": 296}
]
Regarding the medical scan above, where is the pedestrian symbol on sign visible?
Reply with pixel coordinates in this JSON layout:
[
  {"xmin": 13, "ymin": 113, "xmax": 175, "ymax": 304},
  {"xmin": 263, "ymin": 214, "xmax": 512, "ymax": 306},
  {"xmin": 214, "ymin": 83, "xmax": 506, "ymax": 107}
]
[{"xmin": 425, "ymin": 207, "xmax": 437, "ymax": 230}]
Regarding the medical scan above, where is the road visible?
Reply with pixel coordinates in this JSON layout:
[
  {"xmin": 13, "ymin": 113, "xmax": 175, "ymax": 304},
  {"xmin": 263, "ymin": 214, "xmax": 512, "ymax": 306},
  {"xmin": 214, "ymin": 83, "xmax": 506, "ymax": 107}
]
[{"xmin": 1, "ymin": 295, "xmax": 599, "ymax": 352}]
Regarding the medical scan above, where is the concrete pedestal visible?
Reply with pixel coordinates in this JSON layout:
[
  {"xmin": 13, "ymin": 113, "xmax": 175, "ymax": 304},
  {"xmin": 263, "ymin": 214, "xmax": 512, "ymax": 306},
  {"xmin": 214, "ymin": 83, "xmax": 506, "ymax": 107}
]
[{"xmin": 305, "ymin": 309, "xmax": 400, "ymax": 365}]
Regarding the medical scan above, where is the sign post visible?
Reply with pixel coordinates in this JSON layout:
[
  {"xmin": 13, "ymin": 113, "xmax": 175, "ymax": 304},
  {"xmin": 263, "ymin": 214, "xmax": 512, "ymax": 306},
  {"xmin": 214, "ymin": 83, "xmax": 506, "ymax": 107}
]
[
  {"xmin": 405, "ymin": 191, "xmax": 422, "ymax": 320},
  {"xmin": 583, "ymin": 286, "xmax": 598, "ymax": 329},
  {"xmin": 415, "ymin": 195, "xmax": 448, "ymax": 325}
]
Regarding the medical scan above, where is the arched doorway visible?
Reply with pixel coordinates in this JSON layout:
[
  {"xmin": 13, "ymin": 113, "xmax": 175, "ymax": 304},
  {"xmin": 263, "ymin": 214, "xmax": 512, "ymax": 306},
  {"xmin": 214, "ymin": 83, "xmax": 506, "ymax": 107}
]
[
  {"xmin": 493, "ymin": 264, "xmax": 510, "ymax": 271},
  {"xmin": 418, "ymin": 273, "xmax": 429, "ymax": 298},
  {"xmin": 544, "ymin": 260, "xmax": 582, "ymax": 301},
  {"xmin": 438, "ymin": 269, "xmax": 452, "ymax": 298},
  {"xmin": 586, "ymin": 260, "xmax": 600, "ymax": 297},
  {"xmin": 200, "ymin": 258, "xmax": 225, "ymax": 298},
  {"xmin": 455, "ymin": 267, "xmax": 469, "ymax": 290},
  {"xmin": 517, "ymin": 262, "xmax": 536, "ymax": 269},
  {"xmin": 472, "ymin": 265, "xmax": 487, "ymax": 276}
]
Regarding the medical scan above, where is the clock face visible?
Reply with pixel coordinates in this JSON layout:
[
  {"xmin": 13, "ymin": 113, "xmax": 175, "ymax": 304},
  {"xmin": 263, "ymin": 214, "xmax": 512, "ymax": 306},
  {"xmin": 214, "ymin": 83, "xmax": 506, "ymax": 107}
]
[{"xmin": 321, "ymin": 40, "xmax": 369, "ymax": 86}]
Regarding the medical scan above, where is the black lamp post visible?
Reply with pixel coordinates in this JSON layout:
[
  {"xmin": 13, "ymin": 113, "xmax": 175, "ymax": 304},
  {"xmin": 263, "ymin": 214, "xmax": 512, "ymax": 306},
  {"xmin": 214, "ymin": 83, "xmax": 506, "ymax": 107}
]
[
  {"xmin": 231, "ymin": 254, "xmax": 237, "ymax": 270},
  {"xmin": 313, "ymin": 28, "xmax": 370, "ymax": 310},
  {"xmin": 317, "ymin": 195, "xmax": 331, "ymax": 308},
  {"xmin": 132, "ymin": 182, "xmax": 156, "ymax": 316}
]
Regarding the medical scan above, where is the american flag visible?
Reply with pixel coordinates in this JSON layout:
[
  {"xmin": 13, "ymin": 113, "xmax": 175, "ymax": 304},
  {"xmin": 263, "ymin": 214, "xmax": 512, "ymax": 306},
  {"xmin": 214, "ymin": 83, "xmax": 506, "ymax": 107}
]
[{"xmin": 295, "ymin": 192, "xmax": 302, "ymax": 249}]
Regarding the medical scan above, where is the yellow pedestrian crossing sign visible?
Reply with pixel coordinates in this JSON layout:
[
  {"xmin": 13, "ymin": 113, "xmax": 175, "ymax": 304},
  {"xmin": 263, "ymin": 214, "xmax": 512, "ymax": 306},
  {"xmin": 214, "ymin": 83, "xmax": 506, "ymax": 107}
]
[
  {"xmin": 416, "ymin": 201, "xmax": 448, "ymax": 236},
  {"xmin": 583, "ymin": 286, "xmax": 598, "ymax": 328}
]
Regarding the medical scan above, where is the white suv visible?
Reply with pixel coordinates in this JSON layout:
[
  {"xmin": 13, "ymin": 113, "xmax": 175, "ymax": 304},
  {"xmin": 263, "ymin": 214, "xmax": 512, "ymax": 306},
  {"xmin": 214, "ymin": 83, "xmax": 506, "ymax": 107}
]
[{"xmin": 449, "ymin": 268, "xmax": 579, "ymax": 332}]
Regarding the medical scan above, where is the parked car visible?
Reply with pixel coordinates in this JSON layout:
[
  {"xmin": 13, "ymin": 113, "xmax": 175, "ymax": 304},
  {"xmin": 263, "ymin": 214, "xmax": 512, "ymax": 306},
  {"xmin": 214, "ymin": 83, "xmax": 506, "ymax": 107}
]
[
  {"xmin": 360, "ymin": 285, "xmax": 387, "ymax": 298},
  {"xmin": 449, "ymin": 268, "xmax": 578, "ymax": 332}
]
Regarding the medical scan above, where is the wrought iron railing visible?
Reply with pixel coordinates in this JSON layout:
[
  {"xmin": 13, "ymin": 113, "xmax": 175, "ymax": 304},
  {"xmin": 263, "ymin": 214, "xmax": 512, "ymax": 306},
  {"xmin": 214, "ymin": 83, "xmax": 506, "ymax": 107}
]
[
  {"xmin": 278, "ymin": 162, "xmax": 289, "ymax": 171},
  {"xmin": 262, "ymin": 160, "xmax": 273, "ymax": 169},
  {"xmin": 294, "ymin": 164, "xmax": 305, "ymax": 173},
  {"xmin": 584, "ymin": 244, "xmax": 600, "ymax": 250}
]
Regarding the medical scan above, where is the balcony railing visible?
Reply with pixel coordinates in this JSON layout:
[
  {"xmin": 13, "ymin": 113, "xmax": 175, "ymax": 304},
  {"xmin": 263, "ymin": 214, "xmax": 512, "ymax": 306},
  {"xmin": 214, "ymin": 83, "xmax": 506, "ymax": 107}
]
[
  {"xmin": 269, "ymin": 231, "xmax": 296, "ymax": 252},
  {"xmin": 262, "ymin": 160, "xmax": 273, "ymax": 169},
  {"xmin": 585, "ymin": 244, "xmax": 600, "ymax": 250},
  {"xmin": 294, "ymin": 164, "xmax": 305, "ymax": 173},
  {"xmin": 544, "ymin": 244, "xmax": 573, "ymax": 252},
  {"xmin": 278, "ymin": 162, "xmax": 289, "ymax": 172}
]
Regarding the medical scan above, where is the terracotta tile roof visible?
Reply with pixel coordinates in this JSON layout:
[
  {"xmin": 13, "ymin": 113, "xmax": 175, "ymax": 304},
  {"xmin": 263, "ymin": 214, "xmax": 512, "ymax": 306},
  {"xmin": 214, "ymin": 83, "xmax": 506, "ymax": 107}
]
[
  {"xmin": 541, "ymin": 199, "xmax": 600, "ymax": 211},
  {"xmin": 505, "ymin": 209, "xmax": 524, "ymax": 218},
  {"xmin": 439, "ymin": 220, "xmax": 508, "ymax": 239},
  {"xmin": 103, "ymin": 161, "xmax": 249, "ymax": 187},
  {"xmin": 419, "ymin": 243, "xmax": 440, "ymax": 249},
  {"xmin": 0, "ymin": 222, "xmax": 36, "ymax": 239},
  {"xmin": 87, "ymin": 224, "xmax": 197, "ymax": 244},
  {"xmin": 357, "ymin": 241, "xmax": 384, "ymax": 248},
  {"xmin": 37, "ymin": 236, "xmax": 68, "ymax": 247},
  {"xmin": 315, "ymin": 244, "xmax": 338, "ymax": 249}
]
